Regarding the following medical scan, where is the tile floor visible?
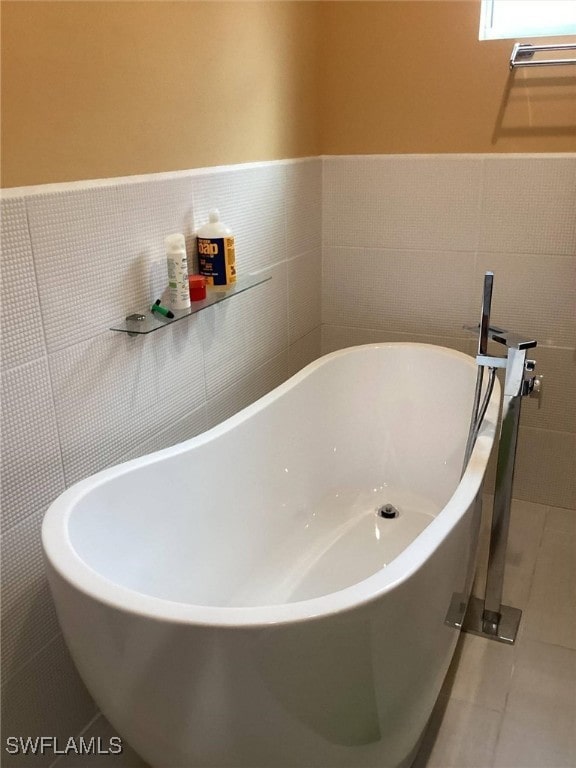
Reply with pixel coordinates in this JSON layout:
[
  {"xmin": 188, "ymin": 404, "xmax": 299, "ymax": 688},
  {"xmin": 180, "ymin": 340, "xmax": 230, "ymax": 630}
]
[
  {"xmin": 413, "ymin": 498, "xmax": 576, "ymax": 768},
  {"xmin": 51, "ymin": 498, "xmax": 576, "ymax": 768}
]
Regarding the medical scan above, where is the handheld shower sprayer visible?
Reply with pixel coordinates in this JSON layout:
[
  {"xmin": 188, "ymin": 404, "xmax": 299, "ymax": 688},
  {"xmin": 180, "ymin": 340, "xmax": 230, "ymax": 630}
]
[{"xmin": 462, "ymin": 272, "xmax": 498, "ymax": 474}]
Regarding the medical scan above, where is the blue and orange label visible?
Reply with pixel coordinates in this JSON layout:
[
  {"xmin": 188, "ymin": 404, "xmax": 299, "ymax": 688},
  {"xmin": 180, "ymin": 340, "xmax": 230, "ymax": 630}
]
[{"xmin": 198, "ymin": 237, "xmax": 236, "ymax": 286}]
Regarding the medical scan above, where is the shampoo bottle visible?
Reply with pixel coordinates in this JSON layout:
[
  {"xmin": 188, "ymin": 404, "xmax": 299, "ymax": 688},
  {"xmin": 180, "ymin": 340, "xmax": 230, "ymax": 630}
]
[
  {"xmin": 196, "ymin": 209, "xmax": 236, "ymax": 286},
  {"xmin": 165, "ymin": 234, "xmax": 191, "ymax": 310}
]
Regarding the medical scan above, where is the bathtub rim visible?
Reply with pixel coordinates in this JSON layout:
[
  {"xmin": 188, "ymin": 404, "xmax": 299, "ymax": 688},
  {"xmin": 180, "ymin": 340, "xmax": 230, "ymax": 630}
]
[{"xmin": 42, "ymin": 343, "xmax": 500, "ymax": 629}]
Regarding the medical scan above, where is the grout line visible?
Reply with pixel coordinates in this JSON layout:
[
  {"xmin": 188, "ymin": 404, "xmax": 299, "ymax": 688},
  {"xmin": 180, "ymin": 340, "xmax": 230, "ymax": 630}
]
[
  {"xmin": 319, "ymin": 153, "xmax": 576, "ymax": 161},
  {"xmin": 323, "ymin": 242, "xmax": 575, "ymax": 260},
  {"xmin": 282, "ymin": 164, "xmax": 291, "ymax": 346},
  {"xmin": 517, "ymin": 505, "xmax": 548, "ymax": 612},
  {"xmin": 49, "ymin": 712, "xmax": 103, "ymax": 768},
  {"xmin": 2, "ymin": 628, "xmax": 63, "ymax": 688},
  {"xmin": 21, "ymin": 200, "xmax": 69, "ymax": 491},
  {"xmin": 490, "ymin": 693, "xmax": 511, "ymax": 767},
  {"xmin": 284, "ymin": 192, "xmax": 293, "ymax": 344},
  {"xmin": 323, "ymin": 243, "xmax": 480, "ymax": 255},
  {"xmin": 476, "ymin": 156, "xmax": 486, "ymax": 253},
  {"xmin": 114, "ymin": 400, "xmax": 209, "ymax": 466},
  {"xmin": 519, "ymin": 424, "xmax": 576, "ymax": 438},
  {"xmin": 520, "ymin": 635, "xmax": 576, "ymax": 654}
]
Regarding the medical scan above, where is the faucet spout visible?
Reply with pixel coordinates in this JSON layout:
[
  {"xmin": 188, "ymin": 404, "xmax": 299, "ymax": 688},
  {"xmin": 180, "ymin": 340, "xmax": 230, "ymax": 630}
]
[{"xmin": 484, "ymin": 327, "xmax": 537, "ymax": 351}]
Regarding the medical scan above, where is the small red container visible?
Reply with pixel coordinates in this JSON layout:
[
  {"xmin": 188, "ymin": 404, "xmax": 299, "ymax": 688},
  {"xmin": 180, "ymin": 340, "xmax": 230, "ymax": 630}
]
[{"xmin": 189, "ymin": 275, "xmax": 207, "ymax": 302}]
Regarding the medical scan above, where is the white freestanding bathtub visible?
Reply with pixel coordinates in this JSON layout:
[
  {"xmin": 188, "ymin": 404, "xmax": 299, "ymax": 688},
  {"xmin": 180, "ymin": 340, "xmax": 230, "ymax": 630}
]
[{"xmin": 43, "ymin": 343, "xmax": 499, "ymax": 768}]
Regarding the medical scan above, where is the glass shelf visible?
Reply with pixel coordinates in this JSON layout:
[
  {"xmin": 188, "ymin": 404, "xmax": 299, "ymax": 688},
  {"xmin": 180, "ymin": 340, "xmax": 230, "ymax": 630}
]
[{"xmin": 110, "ymin": 273, "xmax": 271, "ymax": 335}]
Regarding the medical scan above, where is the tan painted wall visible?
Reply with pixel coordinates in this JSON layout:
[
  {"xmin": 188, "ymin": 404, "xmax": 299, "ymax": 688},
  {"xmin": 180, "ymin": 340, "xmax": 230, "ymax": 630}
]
[
  {"xmin": 1, "ymin": 1, "xmax": 322, "ymax": 187},
  {"xmin": 2, "ymin": 1, "xmax": 575, "ymax": 188},
  {"xmin": 320, "ymin": 1, "xmax": 576, "ymax": 155}
]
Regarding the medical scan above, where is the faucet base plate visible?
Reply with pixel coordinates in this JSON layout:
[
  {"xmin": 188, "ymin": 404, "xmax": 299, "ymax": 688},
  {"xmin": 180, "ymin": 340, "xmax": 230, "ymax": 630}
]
[{"xmin": 462, "ymin": 596, "xmax": 522, "ymax": 644}]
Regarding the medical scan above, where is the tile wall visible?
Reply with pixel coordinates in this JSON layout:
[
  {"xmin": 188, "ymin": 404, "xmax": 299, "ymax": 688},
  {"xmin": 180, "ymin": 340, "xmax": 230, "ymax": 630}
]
[
  {"xmin": 1, "ymin": 153, "xmax": 574, "ymax": 765},
  {"xmin": 0, "ymin": 158, "xmax": 322, "ymax": 765},
  {"xmin": 322, "ymin": 154, "xmax": 576, "ymax": 510}
]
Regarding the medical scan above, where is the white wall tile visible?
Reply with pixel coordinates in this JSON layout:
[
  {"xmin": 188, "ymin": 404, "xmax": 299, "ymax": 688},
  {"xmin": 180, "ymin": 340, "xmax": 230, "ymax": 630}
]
[
  {"xmin": 1, "ymin": 509, "xmax": 60, "ymax": 682},
  {"xmin": 473, "ymin": 348, "xmax": 576, "ymax": 509},
  {"xmin": 322, "ymin": 246, "xmax": 476, "ymax": 337},
  {"xmin": 321, "ymin": 326, "xmax": 472, "ymax": 356},
  {"xmin": 191, "ymin": 164, "xmax": 287, "ymax": 274},
  {"xmin": 205, "ymin": 327, "xmax": 326, "ymax": 433},
  {"xmin": 518, "ymin": 346, "xmax": 576, "ymax": 434},
  {"xmin": 1, "ymin": 197, "xmax": 46, "ymax": 369},
  {"xmin": 288, "ymin": 326, "xmax": 322, "ymax": 376},
  {"xmin": 205, "ymin": 349, "xmax": 292, "ymax": 430},
  {"xmin": 476, "ymin": 252, "xmax": 576, "ymax": 348},
  {"xmin": 26, "ymin": 176, "xmax": 195, "ymax": 353},
  {"xmin": 1, "ymin": 634, "xmax": 97, "ymax": 768},
  {"xmin": 514, "ymin": 426, "xmax": 576, "ymax": 510},
  {"xmin": 321, "ymin": 325, "xmax": 391, "ymax": 354},
  {"xmin": 49, "ymin": 320, "xmax": 206, "ymax": 486},
  {"xmin": 285, "ymin": 159, "xmax": 322, "ymax": 258},
  {"xmin": 322, "ymin": 156, "xmax": 482, "ymax": 252},
  {"xmin": 119, "ymin": 404, "xmax": 208, "ymax": 464},
  {"xmin": 479, "ymin": 157, "xmax": 576, "ymax": 256},
  {"xmin": 288, "ymin": 249, "xmax": 322, "ymax": 343},
  {"xmin": 201, "ymin": 262, "xmax": 289, "ymax": 399},
  {"xmin": 1, "ymin": 358, "xmax": 65, "ymax": 531}
]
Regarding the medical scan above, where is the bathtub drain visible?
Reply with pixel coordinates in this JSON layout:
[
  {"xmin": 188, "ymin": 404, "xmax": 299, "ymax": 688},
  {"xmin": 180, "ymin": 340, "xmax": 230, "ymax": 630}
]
[{"xmin": 377, "ymin": 504, "xmax": 399, "ymax": 519}]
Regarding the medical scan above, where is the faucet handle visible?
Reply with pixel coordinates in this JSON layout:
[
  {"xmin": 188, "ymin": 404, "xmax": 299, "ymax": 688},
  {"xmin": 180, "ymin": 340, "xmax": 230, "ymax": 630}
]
[
  {"xmin": 463, "ymin": 323, "xmax": 536, "ymax": 351},
  {"xmin": 528, "ymin": 374, "xmax": 544, "ymax": 408},
  {"xmin": 464, "ymin": 322, "xmax": 507, "ymax": 339},
  {"xmin": 491, "ymin": 329, "xmax": 537, "ymax": 351},
  {"xmin": 522, "ymin": 359, "xmax": 543, "ymax": 406}
]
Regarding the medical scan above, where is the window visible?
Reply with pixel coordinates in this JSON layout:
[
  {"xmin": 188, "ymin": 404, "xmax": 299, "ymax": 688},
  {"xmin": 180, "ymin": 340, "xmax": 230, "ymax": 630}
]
[{"xmin": 480, "ymin": 0, "xmax": 576, "ymax": 41}]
